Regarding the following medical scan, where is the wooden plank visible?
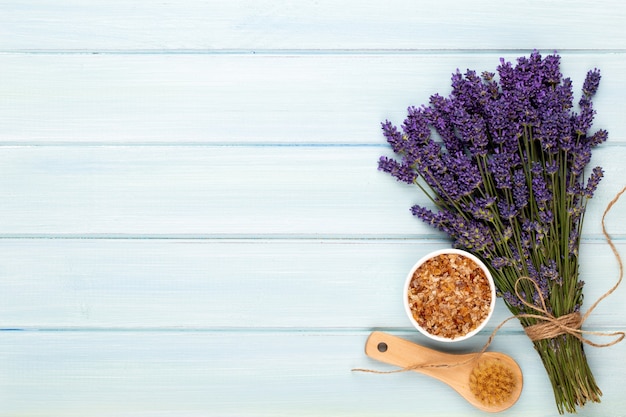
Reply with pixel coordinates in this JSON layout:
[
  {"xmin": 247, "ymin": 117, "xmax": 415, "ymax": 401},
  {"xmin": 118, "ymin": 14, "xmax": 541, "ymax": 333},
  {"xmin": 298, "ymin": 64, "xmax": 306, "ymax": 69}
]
[
  {"xmin": 0, "ymin": 145, "xmax": 624, "ymax": 237},
  {"xmin": 1, "ymin": 2, "xmax": 624, "ymax": 417},
  {"xmin": 1, "ymin": 0, "xmax": 625, "ymax": 51},
  {"xmin": 0, "ymin": 330, "xmax": 624, "ymax": 416},
  {"xmin": 0, "ymin": 239, "xmax": 623, "ymax": 329},
  {"xmin": 0, "ymin": 53, "xmax": 623, "ymax": 144}
]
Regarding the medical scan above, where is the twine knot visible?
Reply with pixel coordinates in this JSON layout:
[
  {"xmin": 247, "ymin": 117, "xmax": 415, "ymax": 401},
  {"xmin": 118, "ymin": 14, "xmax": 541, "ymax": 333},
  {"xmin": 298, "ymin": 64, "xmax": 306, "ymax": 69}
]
[
  {"xmin": 510, "ymin": 278, "xmax": 621, "ymax": 347},
  {"xmin": 523, "ymin": 312, "xmax": 582, "ymax": 342}
]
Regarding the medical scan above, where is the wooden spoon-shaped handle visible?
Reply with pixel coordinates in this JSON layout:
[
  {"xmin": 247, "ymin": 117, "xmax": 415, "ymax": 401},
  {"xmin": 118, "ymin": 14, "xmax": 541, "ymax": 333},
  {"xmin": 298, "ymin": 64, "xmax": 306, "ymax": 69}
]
[{"xmin": 364, "ymin": 331, "xmax": 523, "ymax": 413}]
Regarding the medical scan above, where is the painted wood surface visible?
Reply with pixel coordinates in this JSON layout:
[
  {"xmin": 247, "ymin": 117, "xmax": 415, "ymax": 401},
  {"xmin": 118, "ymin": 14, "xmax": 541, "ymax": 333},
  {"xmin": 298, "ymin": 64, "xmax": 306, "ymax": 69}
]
[
  {"xmin": 1, "ymin": 1, "xmax": 625, "ymax": 416},
  {"xmin": 2, "ymin": 0, "xmax": 625, "ymax": 51},
  {"xmin": 1, "ymin": 53, "xmax": 625, "ymax": 144}
]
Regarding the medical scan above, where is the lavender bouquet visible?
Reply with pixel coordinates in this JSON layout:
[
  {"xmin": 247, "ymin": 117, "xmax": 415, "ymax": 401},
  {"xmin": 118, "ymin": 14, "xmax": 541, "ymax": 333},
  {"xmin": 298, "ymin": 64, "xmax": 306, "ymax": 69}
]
[{"xmin": 378, "ymin": 51, "xmax": 608, "ymax": 413}]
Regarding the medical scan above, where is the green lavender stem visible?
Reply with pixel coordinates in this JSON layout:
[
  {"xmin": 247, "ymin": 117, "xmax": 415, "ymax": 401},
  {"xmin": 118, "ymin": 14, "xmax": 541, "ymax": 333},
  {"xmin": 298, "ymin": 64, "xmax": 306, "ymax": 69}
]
[{"xmin": 533, "ymin": 334, "xmax": 601, "ymax": 414}]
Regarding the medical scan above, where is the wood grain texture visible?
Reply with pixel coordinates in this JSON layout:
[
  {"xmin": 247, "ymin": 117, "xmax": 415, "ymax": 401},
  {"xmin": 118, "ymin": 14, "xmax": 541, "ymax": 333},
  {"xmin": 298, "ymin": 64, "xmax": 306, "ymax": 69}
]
[
  {"xmin": 1, "ymin": 0, "xmax": 625, "ymax": 51},
  {"xmin": 1, "ymin": 53, "xmax": 624, "ymax": 144},
  {"xmin": 0, "ymin": 331, "xmax": 625, "ymax": 417},
  {"xmin": 0, "ymin": 239, "xmax": 623, "ymax": 329},
  {"xmin": 0, "ymin": 146, "xmax": 624, "ymax": 237},
  {"xmin": 1, "ymin": 0, "xmax": 626, "ymax": 416}
]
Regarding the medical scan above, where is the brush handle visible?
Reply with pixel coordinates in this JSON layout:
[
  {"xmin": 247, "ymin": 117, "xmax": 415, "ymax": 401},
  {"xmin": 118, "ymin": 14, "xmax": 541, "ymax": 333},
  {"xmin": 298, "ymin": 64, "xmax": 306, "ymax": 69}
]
[{"xmin": 365, "ymin": 331, "xmax": 474, "ymax": 375}]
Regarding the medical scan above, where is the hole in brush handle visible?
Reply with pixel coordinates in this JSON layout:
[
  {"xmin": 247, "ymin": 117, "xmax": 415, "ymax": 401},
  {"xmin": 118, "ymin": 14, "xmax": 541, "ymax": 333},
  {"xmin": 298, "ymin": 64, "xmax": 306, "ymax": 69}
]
[{"xmin": 377, "ymin": 342, "xmax": 388, "ymax": 352}]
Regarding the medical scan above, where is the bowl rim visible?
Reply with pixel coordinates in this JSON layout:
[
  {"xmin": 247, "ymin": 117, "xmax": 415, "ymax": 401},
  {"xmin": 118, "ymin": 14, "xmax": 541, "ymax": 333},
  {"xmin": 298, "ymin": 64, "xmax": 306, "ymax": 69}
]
[{"xmin": 403, "ymin": 248, "xmax": 496, "ymax": 343}]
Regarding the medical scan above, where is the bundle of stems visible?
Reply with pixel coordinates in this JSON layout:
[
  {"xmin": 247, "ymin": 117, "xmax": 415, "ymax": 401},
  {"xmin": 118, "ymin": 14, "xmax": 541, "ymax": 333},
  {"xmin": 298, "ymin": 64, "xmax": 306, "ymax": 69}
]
[{"xmin": 378, "ymin": 51, "xmax": 609, "ymax": 413}]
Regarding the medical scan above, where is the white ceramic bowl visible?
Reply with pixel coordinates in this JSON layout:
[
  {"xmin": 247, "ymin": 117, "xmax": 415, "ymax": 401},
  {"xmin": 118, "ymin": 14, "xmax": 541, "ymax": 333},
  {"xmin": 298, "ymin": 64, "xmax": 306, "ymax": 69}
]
[{"xmin": 403, "ymin": 248, "xmax": 496, "ymax": 342}]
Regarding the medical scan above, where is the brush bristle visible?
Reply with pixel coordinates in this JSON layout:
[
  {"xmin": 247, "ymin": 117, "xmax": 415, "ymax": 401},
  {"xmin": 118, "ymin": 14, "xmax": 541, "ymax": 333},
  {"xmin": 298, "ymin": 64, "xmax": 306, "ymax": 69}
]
[{"xmin": 468, "ymin": 359, "xmax": 517, "ymax": 406}]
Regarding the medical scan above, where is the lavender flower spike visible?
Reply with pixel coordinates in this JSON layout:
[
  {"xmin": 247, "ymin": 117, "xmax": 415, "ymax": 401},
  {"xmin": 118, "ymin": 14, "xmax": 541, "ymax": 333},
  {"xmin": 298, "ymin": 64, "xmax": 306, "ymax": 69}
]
[
  {"xmin": 583, "ymin": 166, "xmax": 604, "ymax": 198},
  {"xmin": 582, "ymin": 69, "xmax": 601, "ymax": 97},
  {"xmin": 377, "ymin": 156, "xmax": 416, "ymax": 184}
]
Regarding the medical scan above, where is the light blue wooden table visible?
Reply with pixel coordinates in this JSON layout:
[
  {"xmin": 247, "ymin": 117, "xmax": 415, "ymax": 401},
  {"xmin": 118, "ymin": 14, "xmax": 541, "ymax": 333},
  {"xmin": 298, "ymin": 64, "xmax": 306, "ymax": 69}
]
[{"xmin": 1, "ymin": 1, "xmax": 625, "ymax": 415}]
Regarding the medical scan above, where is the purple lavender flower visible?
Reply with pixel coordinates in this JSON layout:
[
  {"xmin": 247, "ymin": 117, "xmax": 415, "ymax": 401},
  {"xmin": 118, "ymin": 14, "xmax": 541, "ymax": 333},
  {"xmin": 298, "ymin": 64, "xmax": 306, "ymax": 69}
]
[
  {"xmin": 566, "ymin": 181, "xmax": 582, "ymax": 197},
  {"xmin": 451, "ymin": 69, "xmax": 491, "ymax": 112},
  {"xmin": 491, "ymin": 257, "xmax": 511, "ymax": 269},
  {"xmin": 503, "ymin": 291, "xmax": 526, "ymax": 310},
  {"xmin": 557, "ymin": 77, "xmax": 574, "ymax": 110},
  {"xmin": 441, "ymin": 151, "xmax": 483, "ymax": 195},
  {"xmin": 538, "ymin": 208, "xmax": 554, "ymax": 225},
  {"xmin": 483, "ymin": 95, "xmax": 512, "ymax": 145},
  {"xmin": 450, "ymin": 106, "xmax": 489, "ymax": 156},
  {"xmin": 570, "ymin": 143, "xmax": 592, "ymax": 177},
  {"xmin": 512, "ymin": 168, "xmax": 529, "ymax": 210},
  {"xmin": 525, "ymin": 257, "xmax": 539, "ymax": 281},
  {"xmin": 489, "ymin": 152, "xmax": 513, "ymax": 189},
  {"xmin": 541, "ymin": 53, "xmax": 562, "ymax": 85},
  {"xmin": 559, "ymin": 134, "xmax": 573, "ymax": 152},
  {"xmin": 436, "ymin": 172, "xmax": 463, "ymax": 200},
  {"xmin": 583, "ymin": 166, "xmax": 604, "ymax": 198},
  {"xmin": 541, "ymin": 260, "xmax": 563, "ymax": 285},
  {"xmin": 462, "ymin": 196, "xmax": 497, "ymax": 222},
  {"xmin": 526, "ymin": 262, "xmax": 552, "ymax": 306},
  {"xmin": 545, "ymin": 160, "xmax": 559, "ymax": 175},
  {"xmin": 377, "ymin": 156, "xmax": 416, "ymax": 184},
  {"xmin": 402, "ymin": 106, "xmax": 431, "ymax": 145},
  {"xmin": 452, "ymin": 219, "xmax": 496, "ymax": 254},
  {"xmin": 531, "ymin": 164, "xmax": 552, "ymax": 206},
  {"xmin": 411, "ymin": 205, "xmax": 453, "ymax": 235},
  {"xmin": 413, "ymin": 204, "xmax": 496, "ymax": 255},
  {"xmin": 570, "ymin": 69, "xmax": 601, "ymax": 136},
  {"xmin": 535, "ymin": 119, "xmax": 560, "ymax": 153},
  {"xmin": 582, "ymin": 69, "xmax": 601, "ymax": 97},
  {"xmin": 567, "ymin": 205, "xmax": 583, "ymax": 223},
  {"xmin": 534, "ymin": 91, "xmax": 572, "ymax": 153},
  {"xmin": 497, "ymin": 200, "xmax": 518, "ymax": 220},
  {"xmin": 381, "ymin": 120, "xmax": 405, "ymax": 153},
  {"xmin": 419, "ymin": 140, "xmax": 446, "ymax": 172},
  {"xmin": 425, "ymin": 94, "xmax": 469, "ymax": 155},
  {"xmin": 573, "ymin": 96, "xmax": 596, "ymax": 135},
  {"xmin": 568, "ymin": 228, "xmax": 580, "ymax": 257},
  {"xmin": 588, "ymin": 129, "xmax": 608, "ymax": 148},
  {"xmin": 520, "ymin": 230, "xmax": 532, "ymax": 249}
]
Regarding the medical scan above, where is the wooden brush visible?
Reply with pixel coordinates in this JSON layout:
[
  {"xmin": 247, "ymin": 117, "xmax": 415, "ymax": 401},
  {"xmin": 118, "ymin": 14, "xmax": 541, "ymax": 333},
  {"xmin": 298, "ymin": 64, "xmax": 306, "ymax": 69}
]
[{"xmin": 363, "ymin": 331, "xmax": 523, "ymax": 412}]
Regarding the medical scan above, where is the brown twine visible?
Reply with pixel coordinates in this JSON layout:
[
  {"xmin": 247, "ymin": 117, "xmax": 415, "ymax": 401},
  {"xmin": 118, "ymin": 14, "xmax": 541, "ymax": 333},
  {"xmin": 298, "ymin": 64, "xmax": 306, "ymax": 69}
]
[
  {"xmin": 353, "ymin": 186, "xmax": 626, "ymax": 374},
  {"xmin": 352, "ymin": 359, "xmax": 470, "ymax": 374},
  {"xmin": 523, "ymin": 312, "xmax": 582, "ymax": 341}
]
